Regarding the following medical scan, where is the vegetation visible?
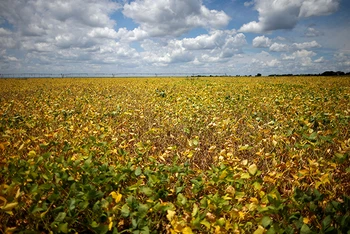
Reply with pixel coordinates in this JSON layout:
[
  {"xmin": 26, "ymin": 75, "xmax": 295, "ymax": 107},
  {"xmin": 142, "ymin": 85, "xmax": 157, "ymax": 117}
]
[{"xmin": 0, "ymin": 77, "xmax": 349, "ymax": 233}]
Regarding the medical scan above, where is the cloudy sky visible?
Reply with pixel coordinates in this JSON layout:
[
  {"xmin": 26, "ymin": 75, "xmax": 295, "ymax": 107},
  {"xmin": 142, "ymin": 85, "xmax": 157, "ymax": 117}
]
[{"xmin": 0, "ymin": 0, "xmax": 349, "ymax": 75}]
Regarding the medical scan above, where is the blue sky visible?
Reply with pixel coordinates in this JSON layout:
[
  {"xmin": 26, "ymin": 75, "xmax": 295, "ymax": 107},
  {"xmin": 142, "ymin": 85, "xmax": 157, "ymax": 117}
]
[{"xmin": 0, "ymin": 0, "xmax": 349, "ymax": 75}]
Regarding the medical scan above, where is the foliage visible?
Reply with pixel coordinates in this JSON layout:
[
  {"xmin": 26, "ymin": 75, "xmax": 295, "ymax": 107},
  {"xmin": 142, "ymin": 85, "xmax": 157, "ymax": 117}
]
[{"xmin": 0, "ymin": 77, "xmax": 350, "ymax": 233}]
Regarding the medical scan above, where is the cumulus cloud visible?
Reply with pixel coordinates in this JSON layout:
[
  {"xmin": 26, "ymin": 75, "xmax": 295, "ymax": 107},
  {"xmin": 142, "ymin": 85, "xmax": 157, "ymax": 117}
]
[
  {"xmin": 239, "ymin": 0, "xmax": 340, "ymax": 33},
  {"xmin": 87, "ymin": 27, "xmax": 118, "ymax": 39},
  {"xmin": 282, "ymin": 49, "xmax": 316, "ymax": 60},
  {"xmin": 305, "ymin": 27, "xmax": 324, "ymax": 37},
  {"xmin": 266, "ymin": 59, "xmax": 280, "ymax": 67},
  {"xmin": 314, "ymin": 56, "xmax": 325, "ymax": 63},
  {"xmin": 0, "ymin": 0, "xmax": 122, "ymax": 53},
  {"xmin": 293, "ymin": 41, "xmax": 321, "ymax": 50},
  {"xmin": 269, "ymin": 43, "xmax": 289, "ymax": 52},
  {"xmin": 252, "ymin": 35, "xmax": 271, "ymax": 48},
  {"xmin": 293, "ymin": 49, "xmax": 316, "ymax": 58},
  {"xmin": 179, "ymin": 30, "xmax": 246, "ymax": 51},
  {"xmin": 0, "ymin": 0, "xmax": 129, "ymax": 71},
  {"xmin": 244, "ymin": 1, "xmax": 254, "ymax": 7},
  {"xmin": 137, "ymin": 30, "xmax": 247, "ymax": 66},
  {"xmin": 334, "ymin": 52, "xmax": 350, "ymax": 67},
  {"xmin": 140, "ymin": 39, "xmax": 194, "ymax": 65},
  {"xmin": 0, "ymin": 27, "xmax": 12, "ymax": 36},
  {"xmin": 122, "ymin": 0, "xmax": 230, "ymax": 37}
]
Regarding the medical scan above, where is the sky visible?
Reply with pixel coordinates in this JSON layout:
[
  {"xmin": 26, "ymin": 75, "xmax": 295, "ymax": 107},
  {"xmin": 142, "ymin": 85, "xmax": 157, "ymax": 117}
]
[{"xmin": 0, "ymin": 0, "xmax": 349, "ymax": 76}]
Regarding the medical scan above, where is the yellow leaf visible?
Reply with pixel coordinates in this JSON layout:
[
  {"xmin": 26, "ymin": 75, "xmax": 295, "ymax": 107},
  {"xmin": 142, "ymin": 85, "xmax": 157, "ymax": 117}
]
[
  {"xmin": 0, "ymin": 196, "xmax": 7, "ymax": 205},
  {"xmin": 182, "ymin": 227, "xmax": 193, "ymax": 234},
  {"xmin": 5, "ymin": 227, "xmax": 17, "ymax": 233},
  {"xmin": 272, "ymin": 140, "xmax": 277, "ymax": 146},
  {"xmin": 250, "ymin": 197, "xmax": 259, "ymax": 204},
  {"xmin": 28, "ymin": 150, "xmax": 36, "ymax": 157},
  {"xmin": 167, "ymin": 210, "xmax": 176, "ymax": 222},
  {"xmin": 191, "ymin": 203, "xmax": 198, "ymax": 217},
  {"xmin": 219, "ymin": 170, "xmax": 228, "ymax": 179},
  {"xmin": 248, "ymin": 164, "xmax": 258, "ymax": 175},
  {"xmin": 214, "ymin": 226, "xmax": 221, "ymax": 234},
  {"xmin": 253, "ymin": 225, "xmax": 265, "ymax": 234},
  {"xmin": 320, "ymin": 174, "xmax": 330, "ymax": 184},
  {"xmin": 200, "ymin": 220, "xmax": 211, "ymax": 229},
  {"xmin": 15, "ymin": 188, "xmax": 20, "ymax": 199},
  {"xmin": 108, "ymin": 217, "xmax": 113, "ymax": 231},
  {"xmin": 1, "ymin": 202, "xmax": 18, "ymax": 211},
  {"xmin": 110, "ymin": 192, "xmax": 122, "ymax": 203}
]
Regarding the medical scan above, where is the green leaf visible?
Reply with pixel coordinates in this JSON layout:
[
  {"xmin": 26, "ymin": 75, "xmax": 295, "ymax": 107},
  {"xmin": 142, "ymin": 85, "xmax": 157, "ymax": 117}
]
[
  {"xmin": 200, "ymin": 220, "xmax": 210, "ymax": 229},
  {"xmin": 91, "ymin": 221, "xmax": 99, "ymax": 228},
  {"xmin": 68, "ymin": 198, "xmax": 76, "ymax": 211},
  {"xmin": 192, "ymin": 203, "xmax": 198, "ymax": 217},
  {"xmin": 261, "ymin": 216, "xmax": 272, "ymax": 228},
  {"xmin": 54, "ymin": 212, "xmax": 66, "ymax": 222},
  {"xmin": 346, "ymin": 167, "xmax": 350, "ymax": 173},
  {"xmin": 176, "ymin": 186, "xmax": 184, "ymax": 194},
  {"xmin": 322, "ymin": 216, "xmax": 331, "ymax": 230},
  {"xmin": 135, "ymin": 167, "xmax": 142, "ymax": 176},
  {"xmin": 266, "ymin": 227, "xmax": 276, "ymax": 234},
  {"xmin": 177, "ymin": 193, "xmax": 188, "ymax": 206},
  {"xmin": 239, "ymin": 145, "xmax": 251, "ymax": 151},
  {"xmin": 140, "ymin": 187, "xmax": 153, "ymax": 196},
  {"xmin": 121, "ymin": 204, "xmax": 130, "ymax": 217},
  {"xmin": 140, "ymin": 226, "xmax": 150, "ymax": 234},
  {"xmin": 58, "ymin": 222, "xmax": 68, "ymax": 233},
  {"xmin": 300, "ymin": 224, "xmax": 313, "ymax": 234},
  {"xmin": 137, "ymin": 203, "xmax": 149, "ymax": 218}
]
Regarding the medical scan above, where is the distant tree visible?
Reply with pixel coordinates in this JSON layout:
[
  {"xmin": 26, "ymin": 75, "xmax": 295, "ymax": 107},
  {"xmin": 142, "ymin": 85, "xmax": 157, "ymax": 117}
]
[
  {"xmin": 321, "ymin": 71, "xmax": 345, "ymax": 76},
  {"xmin": 256, "ymin": 73, "xmax": 262, "ymax": 77}
]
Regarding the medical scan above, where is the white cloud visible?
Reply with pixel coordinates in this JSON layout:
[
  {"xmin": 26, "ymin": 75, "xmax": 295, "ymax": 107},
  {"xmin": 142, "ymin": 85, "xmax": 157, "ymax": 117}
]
[
  {"xmin": 88, "ymin": 27, "xmax": 118, "ymax": 39},
  {"xmin": 252, "ymin": 35, "xmax": 271, "ymax": 48},
  {"xmin": 266, "ymin": 59, "xmax": 280, "ymax": 67},
  {"xmin": 314, "ymin": 56, "xmax": 325, "ymax": 63},
  {"xmin": 122, "ymin": 0, "xmax": 230, "ymax": 37},
  {"xmin": 0, "ymin": 0, "xmax": 131, "ymax": 70},
  {"xmin": 239, "ymin": 0, "xmax": 340, "ymax": 33},
  {"xmin": 276, "ymin": 36, "xmax": 286, "ymax": 41},
  {"xmin": 0, "ymin": 0, "xmax": 120, "ymax": 43},
  {"xmin": 116, "ymin": 27, "xmax": 149, "ymax": 42},
  {"xmin": 137, "ymin": 30, "xmax": 247, "ymax": 66},
  {"xmin": 293, "ymin": 49, "xmax": 317, "ymax": 58},
  {"xmin": 299, "ymin": 0, "xmax": 339, "ymax": 18},
  {"xmin": 6, "ymin": 56, "xmax": 19, "ymax": 62},
  {"xmin": 244, "ymin": 1, "xmax": 254, "ymax": 7},
  {"xmin": 139, "ymin": 39, "xmax": 194, "ymax": 66},
  {"xmin": 269, "ymin": 43, "xmax": 289, "ymax": 52},
  {"xmin": 181, "ymin": 31, "xmax": 227, "ymax": 50},
  {"xmin": 293, "ymin": 41, "xmax": 321, "ymax": 50},
  {"xmin": 334, "ymin": 52, "xmax": 350, "ymax": 68},
  {"xmin": 305, "ymin": 27, "xmax": 324, "ymax": 37},
  {"xmin": 0, "ymin": 27, "xmax": 12, "ymax": 36},
  {"xmin": 0, "ymin": 37, "xmax": 17, "ymax": 49},
  {"xmin": 0, "ymin": 0, "xmax": 346, "ymax": 75}
]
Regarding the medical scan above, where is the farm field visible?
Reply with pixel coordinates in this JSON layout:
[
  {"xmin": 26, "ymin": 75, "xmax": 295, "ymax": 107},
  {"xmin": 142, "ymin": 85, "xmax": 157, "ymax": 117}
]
[{"xmin": 0, "ymin": 76, "xmax": 350, "ymax": 233}]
